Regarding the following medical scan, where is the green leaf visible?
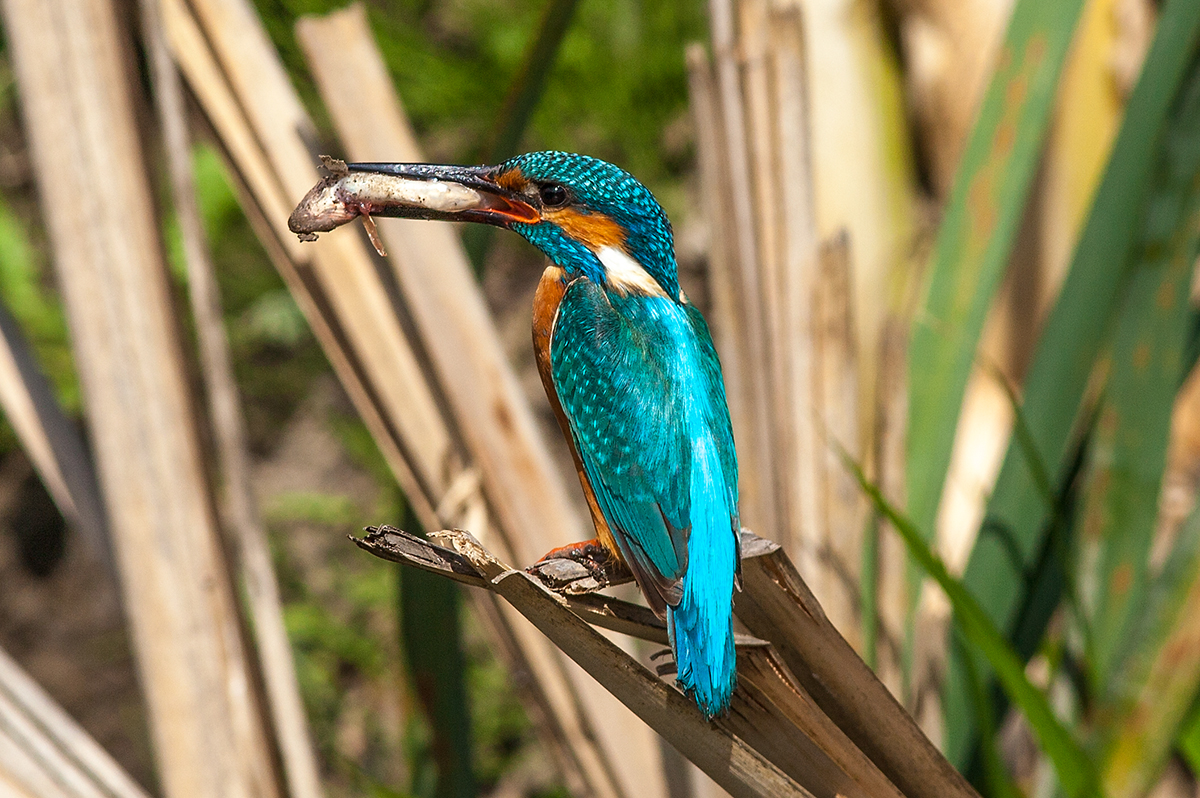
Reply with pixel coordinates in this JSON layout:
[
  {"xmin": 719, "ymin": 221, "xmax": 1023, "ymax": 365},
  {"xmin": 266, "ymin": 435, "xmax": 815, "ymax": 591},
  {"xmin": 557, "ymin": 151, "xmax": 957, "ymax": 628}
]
[
  {"xmin": 942, "ymin": 0, "xmax": 1200, "ymax": 767},
  {"xmin": 905, "ymin": 0, "xmax": 1088, "ymax": 737},
  {"xmin": 1179, "ymin": 700, "xmax": 1200, "ymax": 777},
  {"xmin": 1080, "ymin": 52, "xmax": 1200, "ymax": 689},
  {"xmin": 1102, "ymin": 502, "xmax": 1200, "ymax": 798},
  {"xmin": 399, "ymin": 565, "xmax": 476, "ymax": 798},
  {"xmin": 397, "ymin": 507, "xmax": 475, "ymax": 798},
  {"xmin": 906, "ymin": 0, "xmax": 1087, "ymax": 543},
  {"xmin": 958, "ymin": 634, "xmax": 1023, "ymax": 798},
  {"xmin": 842, "ymin": 450, "xmax": 1098, "ymax": 797}
]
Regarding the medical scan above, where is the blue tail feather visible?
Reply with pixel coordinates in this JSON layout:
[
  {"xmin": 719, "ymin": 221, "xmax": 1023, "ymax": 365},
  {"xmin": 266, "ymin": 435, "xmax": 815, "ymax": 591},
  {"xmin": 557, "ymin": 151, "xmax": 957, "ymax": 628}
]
[{"xmin": 669, "ymin": 437, "xmax": 738, "ymax": 718}]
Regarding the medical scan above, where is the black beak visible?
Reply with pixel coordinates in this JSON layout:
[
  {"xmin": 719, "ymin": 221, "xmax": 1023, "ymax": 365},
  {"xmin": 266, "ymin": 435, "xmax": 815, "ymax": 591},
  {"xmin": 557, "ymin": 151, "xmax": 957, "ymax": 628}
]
[{"xmin": 289, "ymin": 159, "xmax": 539, "ymax": 238}]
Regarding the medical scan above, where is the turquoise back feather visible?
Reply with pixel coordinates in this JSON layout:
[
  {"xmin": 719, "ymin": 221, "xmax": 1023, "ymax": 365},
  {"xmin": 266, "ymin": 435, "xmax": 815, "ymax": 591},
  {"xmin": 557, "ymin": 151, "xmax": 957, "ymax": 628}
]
[{"xmin": 550, "ymin": 280, "xmax": 740, "ymax": 717}]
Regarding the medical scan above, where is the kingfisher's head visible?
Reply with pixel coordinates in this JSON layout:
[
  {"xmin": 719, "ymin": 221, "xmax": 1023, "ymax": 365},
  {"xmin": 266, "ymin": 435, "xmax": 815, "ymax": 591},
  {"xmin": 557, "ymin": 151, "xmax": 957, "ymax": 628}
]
[{"xmin": 315, "ymin": 151, "xmax": 681, "ymax": 301}]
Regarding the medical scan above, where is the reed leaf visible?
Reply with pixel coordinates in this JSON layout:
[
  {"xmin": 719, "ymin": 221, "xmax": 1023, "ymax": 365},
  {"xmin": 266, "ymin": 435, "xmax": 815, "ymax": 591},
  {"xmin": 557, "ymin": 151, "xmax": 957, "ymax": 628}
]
[
  {"xmin": 1079, "ymin": 51, "xmax": 1200, "ymax": 690},
  {"xmin": 1180, "ymin": 712, "xmax": 1200, "ymax": 782},
  {"xmin": 843, "ymin": 450, "xmax": 1098, "ymax": 797},
  {"xmin": 957, "ymin": 635, "xmax": 1021, "ymax": 798},
  {"xmin": 399, "ymin": 565, "xmax": 476, "ymax": 798},
  {"xmin": 943, "ymin": 0, "xmax": 1200, "ymax": 767},
  {"xmin": 1104, "ymin": 501, "xmax": 1200, "ymax": 798},
  {"xmin": 906, "ymin": 0, "xmax": 1087, "ymax": 745},
  {"xmin": 906, "ymin": 0, "xmax": 1087, "ymax": 546}
]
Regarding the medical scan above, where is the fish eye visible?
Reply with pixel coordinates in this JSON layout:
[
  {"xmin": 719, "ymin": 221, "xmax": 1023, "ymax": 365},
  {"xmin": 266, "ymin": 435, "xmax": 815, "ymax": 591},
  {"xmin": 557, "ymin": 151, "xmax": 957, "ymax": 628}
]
[{"xmin": 539, "ymin": 183, "xmax": 569, "ymax": 207}]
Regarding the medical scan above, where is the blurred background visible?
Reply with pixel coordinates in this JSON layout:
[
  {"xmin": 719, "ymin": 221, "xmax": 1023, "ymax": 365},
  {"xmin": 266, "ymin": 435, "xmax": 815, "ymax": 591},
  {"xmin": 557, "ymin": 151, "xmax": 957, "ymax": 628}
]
[{"xmin": 0, "ymin": 0, "xmax": 1198, "ymax": 797}]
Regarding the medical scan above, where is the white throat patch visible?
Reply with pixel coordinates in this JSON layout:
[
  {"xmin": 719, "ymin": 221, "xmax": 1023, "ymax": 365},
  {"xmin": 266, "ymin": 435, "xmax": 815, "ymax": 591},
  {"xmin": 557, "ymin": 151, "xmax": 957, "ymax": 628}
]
[{"xmin": 596, "ymin": 246, "xmax": 669, "ymax": 298}]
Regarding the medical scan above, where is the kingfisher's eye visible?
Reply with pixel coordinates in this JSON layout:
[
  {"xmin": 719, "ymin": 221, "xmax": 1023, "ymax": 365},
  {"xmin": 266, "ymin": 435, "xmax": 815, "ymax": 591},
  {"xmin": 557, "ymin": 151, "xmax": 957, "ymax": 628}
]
[{"xmin": 539, "ymin": 183, "xmax": 569, "ymax": 207}]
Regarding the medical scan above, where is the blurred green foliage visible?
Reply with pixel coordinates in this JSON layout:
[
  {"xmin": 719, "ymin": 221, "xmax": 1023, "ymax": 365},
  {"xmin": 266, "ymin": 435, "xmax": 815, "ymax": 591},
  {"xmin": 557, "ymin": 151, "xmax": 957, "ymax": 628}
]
[{"xmin": 900, "ymin": 1, "xmax": 1200, "ymax": 792}]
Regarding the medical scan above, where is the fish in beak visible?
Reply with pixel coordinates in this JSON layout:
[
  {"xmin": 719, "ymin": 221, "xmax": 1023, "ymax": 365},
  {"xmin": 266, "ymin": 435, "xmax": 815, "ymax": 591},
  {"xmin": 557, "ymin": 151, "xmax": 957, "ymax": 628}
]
[{"xmin": 288, "ymin": 156, "xmax": 539, "ymax": 255}]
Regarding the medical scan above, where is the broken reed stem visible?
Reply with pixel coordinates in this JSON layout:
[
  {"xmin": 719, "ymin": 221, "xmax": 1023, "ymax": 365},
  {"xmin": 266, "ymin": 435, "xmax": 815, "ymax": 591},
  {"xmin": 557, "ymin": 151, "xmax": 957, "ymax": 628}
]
[
  {"xmin": 140, "ymin": 1, "xmax": 323, "ymax": 796},
  {"xmin": 767, "ymin": 5, "xmax": 823, "ymax": 593},
  {"xmin": 1, "ymin": 0, "xmax": 282, "ymax": 792},
  {"xmin": 813, "ymin": 233, "xmax": 864, "ymax": 649},
  {"xmin": 708, "ymin": 0, "xmax": 781, "ymax": 543},
  {"xmin": 739, "ymin": 0, "xmax": 794, "ymax": 547},
  {"xmin": 358, "ymin": 525, "xmax": 981, "ymax": 798},
  {"xmin": 692, "ymin": 1, "xmax": 868, "ymax": 650},
  {"xmin": 0, "ymin": 646, "xmax": 153, "ymax": 798}
]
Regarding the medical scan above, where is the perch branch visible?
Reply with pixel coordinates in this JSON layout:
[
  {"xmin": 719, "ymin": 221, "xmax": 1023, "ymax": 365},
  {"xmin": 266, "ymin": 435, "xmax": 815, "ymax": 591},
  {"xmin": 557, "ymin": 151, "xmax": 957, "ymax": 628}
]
[{"xmin": 354, "ymin": 526, "xmax": 979, "ymax": 798}]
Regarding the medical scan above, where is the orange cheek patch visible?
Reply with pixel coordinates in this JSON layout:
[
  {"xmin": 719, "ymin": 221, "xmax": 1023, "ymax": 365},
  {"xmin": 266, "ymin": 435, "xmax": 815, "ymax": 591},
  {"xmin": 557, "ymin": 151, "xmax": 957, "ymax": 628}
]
[{"xmin": 545, "ymin": 208, "xmax": 627, "ymax": 251}]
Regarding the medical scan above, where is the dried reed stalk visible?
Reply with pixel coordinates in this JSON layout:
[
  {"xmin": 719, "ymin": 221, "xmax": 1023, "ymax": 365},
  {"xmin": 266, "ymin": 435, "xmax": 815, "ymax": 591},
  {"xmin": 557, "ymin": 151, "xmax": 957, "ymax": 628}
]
[
  {"xmin": 738, "ymin": 0, "xmax": 793, "ymax": 546},
  {"xmin": 0, "ymin": 300, "xmax": 109, "ymax": 568},
  {"xmin": 768, "ymin": 6, "xmax": 821, "ymax": 586},
  {"xmin": 782, "ymin": 0, "xmax": 916, "ymax": 396},
  {"xmin": 139, "ymin": 1, "xmax": 324, "ymax": 796},
  {"xmin": 358, "ymin": 525, "xmax": 981, "ymax": 798},
  {"xmin": 691, "ymin": 0, "xmax": 868, "ymax": 644},
  {"xmin": 707, "ymin": 0, "xmax": 781, "ymax": 542},
  {"xmin": 0, "ymin": 646, "xmax": 152, "ymax": 798},
  {"xmin": 1, "ymin": 0, "xmax": 281, "ymax": 795},
  {"xmin": 812, "ymin": 234, "xmax": 864, "ymax": 649}
]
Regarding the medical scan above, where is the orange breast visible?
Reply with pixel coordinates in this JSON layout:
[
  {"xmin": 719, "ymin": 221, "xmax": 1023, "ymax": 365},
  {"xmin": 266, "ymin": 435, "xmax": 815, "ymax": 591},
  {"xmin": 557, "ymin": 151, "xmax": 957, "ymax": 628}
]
[{"xmin": 532, "ymin": 266, "xmax": 622, "ymax": 559}]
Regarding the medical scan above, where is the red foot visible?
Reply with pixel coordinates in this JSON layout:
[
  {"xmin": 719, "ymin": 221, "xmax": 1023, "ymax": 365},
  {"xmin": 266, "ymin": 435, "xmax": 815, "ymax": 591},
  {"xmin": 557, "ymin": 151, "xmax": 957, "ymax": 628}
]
[
  {"xmin": 528, "ymin": 538, "xmax": 632, "ymax": 588},
  {"xmin": 541, "ymin": 538, "xmax": 612, "ymax": 562}
]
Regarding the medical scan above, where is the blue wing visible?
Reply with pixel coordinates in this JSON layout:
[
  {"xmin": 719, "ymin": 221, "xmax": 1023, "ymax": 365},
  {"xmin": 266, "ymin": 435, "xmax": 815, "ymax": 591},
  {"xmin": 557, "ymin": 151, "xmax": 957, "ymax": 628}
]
[{"xmin": 549, "ymin": 279, "xmax": 738, "ymax": 615}]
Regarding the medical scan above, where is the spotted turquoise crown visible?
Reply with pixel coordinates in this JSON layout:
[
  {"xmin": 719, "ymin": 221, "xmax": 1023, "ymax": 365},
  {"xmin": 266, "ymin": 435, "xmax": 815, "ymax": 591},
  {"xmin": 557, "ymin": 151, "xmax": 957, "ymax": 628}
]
[{"xmin": 500, "ymin": 151, "xmax": 681, "ymax": 299}]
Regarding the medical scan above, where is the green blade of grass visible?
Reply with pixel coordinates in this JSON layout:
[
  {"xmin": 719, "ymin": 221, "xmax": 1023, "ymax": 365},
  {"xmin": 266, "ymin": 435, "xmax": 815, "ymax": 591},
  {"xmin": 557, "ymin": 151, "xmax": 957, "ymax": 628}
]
[
  {"xmin": 906, "ymin": 0, "xmax": 1087, "ymax": 547},
  {"xmin": 958, "ymin": 633, "xmax": 1023, "ymax": 798},
  {"xmin": 862, "ymin": 511, "xmax": 880, "ymax": 670},
  {"xmin": 1103, "ymin": 499, "xmax": 1200, "ymax": 798},
  {"xmin": 941, "ymin": 0, "xmax": 1200, "ymax": 767},
  {"xmin": 843, "ymin": 449, "xmax": 1098, "ymax": 798},
  {"xmin": 1179, "ymin": 709, "xmax": 1200, "ymax": 780},
  {"xmin": 1080, "ymin": 52, "xmax": 1200, "ymax": 689},
  {"xmin": 399, "ymin": 566, "xmax": 475, "ymax": 798}
]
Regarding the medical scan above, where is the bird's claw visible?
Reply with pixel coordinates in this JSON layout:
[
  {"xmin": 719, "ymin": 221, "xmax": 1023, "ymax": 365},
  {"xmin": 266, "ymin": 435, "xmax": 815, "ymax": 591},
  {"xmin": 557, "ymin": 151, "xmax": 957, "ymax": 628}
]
[{"xmin": 526, "ymin": 540, "xmax": 631, "ymax": 594}]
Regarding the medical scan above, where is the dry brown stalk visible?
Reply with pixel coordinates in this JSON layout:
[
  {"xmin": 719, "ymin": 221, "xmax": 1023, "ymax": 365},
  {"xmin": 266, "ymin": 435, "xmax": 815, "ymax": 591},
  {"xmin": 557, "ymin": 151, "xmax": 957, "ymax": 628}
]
[
  {"xmin": 139, "ymin": 0, "xmax": 324, "ymax": 795},
  {"xmin": 0, "ymin": 646, "xmax": 152, "ymax": 798},
  {"xmin": 690, "ymin": 1, "xmax": 874, "ymax": 650},
  {"xmin": 811, "ymin": 234, "xmax": 865, "ymax": 648},
  {"xmin": 707, "ymin": 0, "xmax": 781, "ymax": 543},
  {"xmin": 1, "ymin": 0, "xmax": 281, "ymax": 794}
]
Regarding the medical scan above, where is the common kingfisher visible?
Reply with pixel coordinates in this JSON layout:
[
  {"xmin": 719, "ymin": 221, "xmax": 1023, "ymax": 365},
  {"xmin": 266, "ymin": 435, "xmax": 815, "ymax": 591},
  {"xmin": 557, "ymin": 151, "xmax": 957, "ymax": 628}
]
[{"xmin": 297, "ymin": 152, "xmax": 741, "ymax": 718}]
